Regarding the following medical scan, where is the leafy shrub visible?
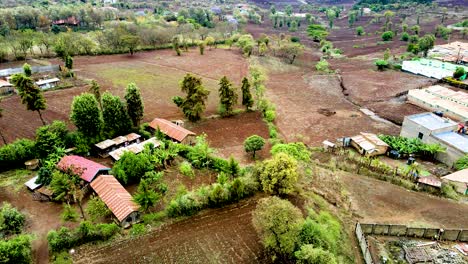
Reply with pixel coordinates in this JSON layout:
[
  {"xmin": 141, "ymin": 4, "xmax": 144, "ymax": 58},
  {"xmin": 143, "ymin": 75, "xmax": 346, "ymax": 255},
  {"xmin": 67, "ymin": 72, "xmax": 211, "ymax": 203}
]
[
  {"xmin": 315, "ymin": 59, "xmax": 331, "ymax": 73},
  {"xmin": 129, "ymin": 223, "xmax": 146, "ymax": 236},
  {"xmin": 0, "ymin": 139, "xmax": 36, "ymax": 172},
  {"xmin": 299, "ymin": 212, "xmax": 341, "ymax": 253},
  {"xmin": 356, "ymin": 26, "xmax": 365, "ymax": 36},
  {"xmin": 179, "ymin": 161, "xmax": 195, "ymax": 179},
  {"xmin": 454, "ymin": 155, "xmax": 468, "ymax": 170},
  {"xmin": 375, "ymin": 59, "xmax": 389, "ymax": 70},
  {"xmin": 85, "ymin": 195, "xmax": 111, "ymax": 223},
  {"xmin": 112, "ymin": 152, "xmax": 154, "ymax": 184},
  {"xmin": 400, "ymin": 32, "xmax": 410, "ymax": 41},
  {"xmin": 0, "ymin": 234, "xmax": 33, "ymax": 264},
  {"xmin": 61, "ymin": 204, "xmax": 79, "ymax": 223},
  {"xmin": 378, "ymin": 135, "xmax": 446, "ymax": 157},
  {"xmin": 295, "ymin": 244, "xmax": 337, "ymax": 264},
  {"xmin": 142, "ymin": 211, "xmax": 166, "ymax": 225},
  {"xmin": 453, "ymin": 67, "xmax": 466, "ymax": 79},
  {"xmin": 271, "ymin": 142, "xmax": 311, "ymax": 162},
  {"xmin": 264, "ymin": 110, "xmax": 276, "ymax": 122},
  {"xmin": 0, "ymin": 203, "xmax": 25, "ymax": 237},
  {"xmin": 381, "ymin": 31, "xmax": 394, "ymax": 41},
  {"xmin": 244, "ymin": 135, "xmax": 266, "ymax": 158},
  {"xmin": 208, "ymin": 183, "xmax": 230, "ymax": 206},
  {"xmin": 441, "ymin": 183, "xmax": 459, "ymax": 201},
  {"xmin": 268, "ymin": 122, "xmax": 279, "ymax": 139}
]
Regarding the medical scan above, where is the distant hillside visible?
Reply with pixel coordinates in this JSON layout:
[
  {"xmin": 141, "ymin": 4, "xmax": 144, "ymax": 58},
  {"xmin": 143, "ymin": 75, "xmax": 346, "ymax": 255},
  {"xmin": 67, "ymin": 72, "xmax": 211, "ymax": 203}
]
[{"xmin": 356, "ymin": 0, "xmax": 433, "ymax": 5}]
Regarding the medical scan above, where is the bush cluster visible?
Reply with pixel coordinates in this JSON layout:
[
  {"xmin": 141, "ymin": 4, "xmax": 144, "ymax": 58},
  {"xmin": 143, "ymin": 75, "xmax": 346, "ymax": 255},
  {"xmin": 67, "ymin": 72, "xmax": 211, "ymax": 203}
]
[
  {"xmin": 47, "ymin": 221, "xmax": 120, "ymax": 252},
  {"xmin": 166, "ymin": 175, "xmax": 258, "ymax": 217},
  {"xmin": 0, "ymin": 234, "xmax": 33, "ymax": 264},
  {"xmin": 0, "ymin": 139, "xmax": 36, "ymax": 172},
  {"xmin": 0, "ymin": 202, "xmax": 26, "ymax": 237}
]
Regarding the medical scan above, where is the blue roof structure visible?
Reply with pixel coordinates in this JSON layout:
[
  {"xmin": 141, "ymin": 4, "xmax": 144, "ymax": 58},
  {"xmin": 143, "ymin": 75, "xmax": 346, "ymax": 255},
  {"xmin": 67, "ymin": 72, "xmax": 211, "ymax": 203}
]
[
  {"xmin": 433, "ymin": 131, "xmax": 468, "ymax": 153},
  {"xmin": 408, "ymin": 113, "xmax": 457, "ymax": 131}
]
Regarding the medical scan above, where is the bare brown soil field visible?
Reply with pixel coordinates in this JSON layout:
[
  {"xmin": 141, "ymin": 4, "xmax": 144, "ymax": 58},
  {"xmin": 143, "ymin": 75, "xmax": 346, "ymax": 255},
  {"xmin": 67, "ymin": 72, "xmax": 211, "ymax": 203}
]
[
  {"xmin": 72, "ymin": 196, "xmax": 270, "ymax": 264},
  {"xmin": 187, "ymin": 111, "xmax": 271, "ymax": 164},
  {"xmin": 341, "ymin": 173, "xmax": 468, "ymax": 228},
  {"xmin": 0, "ymin": 48, "xmax": 249, "ymax": 146}
]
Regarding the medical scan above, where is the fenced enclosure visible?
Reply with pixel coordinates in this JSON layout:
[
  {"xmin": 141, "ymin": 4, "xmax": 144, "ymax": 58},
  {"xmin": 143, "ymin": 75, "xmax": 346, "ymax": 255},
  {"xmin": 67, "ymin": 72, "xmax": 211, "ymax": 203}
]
[{"xmin": 0, "ymin": 65, "xmax": 60, "ymax": 77}]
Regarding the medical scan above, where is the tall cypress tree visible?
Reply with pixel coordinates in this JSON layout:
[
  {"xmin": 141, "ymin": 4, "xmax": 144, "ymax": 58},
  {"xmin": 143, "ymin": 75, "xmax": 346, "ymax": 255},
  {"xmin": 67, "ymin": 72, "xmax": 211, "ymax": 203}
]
[
  {"xmin": 124, "ymin": 83, "xmax": 144, "ymax": 127},
  {"xmin": 218, "ymin": 76, "xmax": 238, "ymax": 117},
  {"xmin": 102, "ymin": 92, "xmax": 132, "ymax": 137},
  {"xmin": 172, "ymin": 74, "xmax": 210, "ymax": 122},
  {"xmin": 241, "ymin": 77, "xmax": 254, "ymax": 111},
  {"xmin": 70, "ymin": 93, "xmax": 102, "ymax": 138},
  {"xmin": 11, "ymin": 73, "xmax": 47, "ymax": 125},
  {"xmin": 88, "ymin": 80, "xmax": 102, "ymax": 110}
]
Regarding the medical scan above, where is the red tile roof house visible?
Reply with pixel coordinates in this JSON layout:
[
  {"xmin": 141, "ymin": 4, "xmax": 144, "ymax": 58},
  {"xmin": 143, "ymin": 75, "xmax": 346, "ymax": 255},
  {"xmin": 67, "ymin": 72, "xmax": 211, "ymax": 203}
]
[
  {"xmin": 149, "ymin": 118, "xmax": 196, "ymax": 144},
  {"xmin": 90, "ymin": 175, "xmax": 140, "ymax": 227},
  {"xmin": 57, "ymin": 155, "xmax": 111, "ymax": 184}
]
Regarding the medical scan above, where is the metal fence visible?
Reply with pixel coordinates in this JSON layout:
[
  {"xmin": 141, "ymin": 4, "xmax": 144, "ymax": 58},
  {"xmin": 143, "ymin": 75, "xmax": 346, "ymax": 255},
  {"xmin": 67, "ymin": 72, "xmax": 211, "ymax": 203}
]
[
  {"xmin": 0, "ymin": 65, "xmax": 60, "ymax": 77},
  {"xmin": 356, "ymin": 223, "xmax": 375, "ymax": 264},
  {"xmin": 359, "ymin": 223, "xmax": 468, "ymax": 242}
]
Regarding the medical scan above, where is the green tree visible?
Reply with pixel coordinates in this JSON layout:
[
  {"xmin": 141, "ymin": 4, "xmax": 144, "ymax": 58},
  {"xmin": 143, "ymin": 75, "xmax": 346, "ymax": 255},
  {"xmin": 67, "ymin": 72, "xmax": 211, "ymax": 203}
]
[
  {"xmin": 375, "ymin": 59, "xmax": 389, "ymax": 70},
  {"xmin": 252, "ymin": 196, "xmax": 304, "ymax": 258},
  {"xmin": 295, "ymin": 245, "xmax": 337, "ymax": 264},
  {"xmin": 257, "ymin": 153, "xmax": 298, "ymax": 195},
  {"xmin": 384, "ymin": 10, "xmax": 395, "ymax": 27},
  {"xmin": 85, "ymin": 195, "xmax": 111, "ymax": 223},
  {"xmin": 356, "ymin": 26, "xmax": 364, "ymax": 36},
  {"xmin": 307, "ymin": 24, "xmax": 329, "ymax": 42},
  {"xmin": 218, "ymin": 76, "xmax": 238, "ymax": 117},
  {"xmin": 172, "ymin": 36, "xmax": 181, "ymax": 56},
  {"xmin": 34, "ymin": 120, "xmax": 68, "ymax": 158},
  {"xmin": 70, "ymin": 93, "xmax": 103, "ymax": 138},
  {"xmin": 453, "ymin": 67, "xmax": 466, "ymax": 79},
  {"xmin": 124, "ymin": 83, "xmax": 144, "ymax": 127},
  {"xmin": 23, "ymin": 63, "xmax": 32, "ymax": 77},
  {"xmin": 0, "ymin": 202, "xmax": 25, "ymax": 236},
  {"xmin": 88, "ymin": 80, "xmax": 102, "ymax": 110},
  {"xmin": 241, "ymin": 77, "xmax": 254, "ymax": 111},
  {"xmin": 383, "ymin": 48, "xmax": 391, "ymax": 61},
  {"xmin": 50, "ymin": 170, "xmax": 86, "ymax": 219},
  {"xmin": 285, "ymin": 5, "xmax": 293, "ymax": 16},
  {"xmin": 61, "ymin": 203, "xmax": 79, "ymax": 223},
  {"xmin": 315, "ymin": 59, "xmax": 330, "ymax": 73},
  {"xmin": 122, "ymin": 35, "xmax": 140, "ymax": 55},
  {"xmin": 198, "ymin": 41, "xmax": 205, "ymax": 55},
  {"xmin": 381, "ymin": 31, "xmax": 394, "ymax": 41},
  {"xmin": 65, "ymin": 55, "xmax": 73, "ymax": 69},
  {"xmin": 279, "ymin": 42, "xmax": 304, "ymax": 64},
  {"xmin": 113, "ymin": 152, "xmax": 154, "ymax": 184},
  {"xmin": 348, "ymin": 11, "xmax": 357, "ymax": 27},
  {"xmin": 133, "ymin": 179, "xmax": 161, "ymax": 212},
  {"xmin": 244, "ymin": 135, "xmax": 265, "ymax": 158},
  {"xmin": 0, "ymin": 234, "xmax": 32, "ymax": 264},
  {"xmin": 249, "ymin": 65, "xmax": 266, "ymax": 109},
  {"xmin": 454, "ymin": 155, "xmax": 468, "ymax": 170},
  {"xmin": 400, "ymin": 32, "xmax": 410, "ymax": 41},
  {"xmin": 411, "ymin": 25, "xmax": 420, "ymax": 35},
  {"xmin": 102, "ymin": 92, "xmax": 132, "ymax": 137},
  {"xmin": 10, "ymin": 74, "xmax": 47, "ymax": 125},
  {"xmin": 326, "ymin": 9, "xmax": 336, "ymax": 29},
  {"xmin": 418, "ymin": 34, "xmax": 435, "ymax": 57},
  {"xmin": 172, "ymin": 74, "xmax": 210, "ymax": 122}
]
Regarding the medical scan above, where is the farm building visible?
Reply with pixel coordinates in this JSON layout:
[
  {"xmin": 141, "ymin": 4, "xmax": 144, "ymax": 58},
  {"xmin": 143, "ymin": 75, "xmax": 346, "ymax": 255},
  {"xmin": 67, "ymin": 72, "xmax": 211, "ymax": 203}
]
[
  {"xmin": 442, "ymin": 169, "xmax": 468, "ymax": 195},
  {"xmin": 407, "ymin": 85, "xmax": 468, "ymax": 122},
  {"xmin": 149, "ymin": 118, "xmax": 196, "ymax": 144},
  {"xmin": 401, "ymin": 113, "xmax": 468, "ymax": 166},
  {"xmin": 109, "ymin": 137, "xmax": 161, "ymax": 161},
  {"xmin": 95, "ymin": 139, "xmax": 117, "ymax": 158},
  {"xmin": 90, "ymin": 175, "xmax": 140, "ymax": 228},
  {"xmin": 402, "ymin": 59, "xmax": 468, "ymax": 79},
  {"xmin": 0, "ymin": 79, "xmax": 13, "ymax": 95},
  {"xmin": 428, "ymin": 41, "xmax": 468, "ymax": 64},
  {"xmin": 350, "ymin": 132, "xmax": 389, "ymax": 156},
  {"xmin": 95, "ymin": 133, "xmax": 142, "ymax": 157},
  {"xmin": 416, "ymin": 176, "xmax": 442, "ymax": 192},
  {"xmin": 57, "ymin": 155, "xmax": 110, "ymax": 183},
  {"xmin": 36, "ymin": 78, "xmax": 60, "ymax": 90}
]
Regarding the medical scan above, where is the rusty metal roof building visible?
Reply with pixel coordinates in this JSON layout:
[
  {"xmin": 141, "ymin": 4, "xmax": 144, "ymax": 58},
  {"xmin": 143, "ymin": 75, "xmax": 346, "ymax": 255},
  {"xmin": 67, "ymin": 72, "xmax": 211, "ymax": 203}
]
[
  {"xmin": 125, "ymin": 133, "xmax": 141, "ymax": 142},
  {"xmin": 149, "ymin": 118, "xmax": 195, "ymax": 142},
  {"xmin": 57, "ymin": 155, "xmax": 110, "ymax": 182},
  {"xmin": 90, "ymin": 175, "xmax": 139, "ymax": 222},
  {"xmin": 95, "ymin": 139, "xmax": 116, "ymax": 150}
]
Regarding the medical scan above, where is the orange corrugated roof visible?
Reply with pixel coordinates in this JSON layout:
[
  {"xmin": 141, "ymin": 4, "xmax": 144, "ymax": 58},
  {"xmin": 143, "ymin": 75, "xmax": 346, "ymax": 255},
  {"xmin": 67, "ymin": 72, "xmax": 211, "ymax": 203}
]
[
  {"xmin": 149, "ymin": 118, "xmax": 195, "ymax": 142},
  {"xmin": 90, "ymin": 175, "xmax": 139, "ymax": 222}
]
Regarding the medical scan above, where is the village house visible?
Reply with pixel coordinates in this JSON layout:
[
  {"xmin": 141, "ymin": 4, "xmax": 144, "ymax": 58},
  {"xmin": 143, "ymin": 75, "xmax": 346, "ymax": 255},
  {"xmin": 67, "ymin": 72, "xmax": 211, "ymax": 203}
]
[
  {"xmin": 401, "ymin": 113, "xmax": 468, "ymax": 166},
  {"xmin": 95, "ymin": 139, "xmax": 117, "ymax": 158},
  {"xmin": 350, "ymin": 132, "xmax": 389, "ymax": 156},
  {"xmin": 402, "ymin": 58, "xmax": 468, "ymax": 79},
  {"xmin": 149, "ymin": 118, "xmax": 196, "ymax": 145},
  {"xmin": 57, "ymin": 155, "xmax": 110, "ymax": 184},
  {"xmin": 90, "ymin": 175, "xmax": 140, "ymax": 228},
  {"xmin": 35, "ymin": 78, "xmax": 60, "ymax": 90},
  {"xmin": 407, "ymin": 85, "xmax": 468, "ymax": 123},
  {"xmin": 109, "ymin": 137, "xmax": 161, "ymax": 161},
  {"xmin": 441, "ymin": 169, "xmax": 468, "ymax": 195},
  {"xmin": 95, "ymin": 133, "xmax": 142, "ymax": 157},
  {"xmin": 0, "ymin": 79, "xmax": 13, "ymax": 95},
  {"xmin": 428, "ymin": 41, "xmax": 468, "ymax": 64}
]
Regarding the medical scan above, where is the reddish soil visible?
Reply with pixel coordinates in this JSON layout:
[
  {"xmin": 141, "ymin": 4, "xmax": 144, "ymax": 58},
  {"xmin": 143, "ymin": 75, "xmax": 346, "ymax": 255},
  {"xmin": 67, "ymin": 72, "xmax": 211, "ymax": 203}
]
[
  {"xmin": 187, "ymin": 111, "xmax": 271, "ymax": 164},
  {"xmin": 341, "ymin": 173, "xmax": 468, "ymax": 228},
  {"xmin": 72, "ymin": 196, "xmax": 270, "ymax": 264},
  {"xmin": 0, "ymin": 186, "xmax": 72, "ymax": 264}
]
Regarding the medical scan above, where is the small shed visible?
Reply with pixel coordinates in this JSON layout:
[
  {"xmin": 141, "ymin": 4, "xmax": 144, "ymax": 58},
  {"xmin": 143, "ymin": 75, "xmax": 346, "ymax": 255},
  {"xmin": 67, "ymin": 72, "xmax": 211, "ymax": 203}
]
[
  {"xmin": 149, "ymin": 118, "xmax": 196, "ymax": 144},
  {"xmin": 350, "ymin": 132, "xmax": 389, "ymax": 156},
  {"xmin": 417, "ymin": 176, "xmax": 442, "ymax": 192},
  {"xmin": 57, "ymin": 155, "xmax": 110, "ymax": 183},
  {"xmin": 90, "ymin": 175, "xmax": 140, "ymax": 228},
  {"xmin": 94, "ymin": 139, "xmax": 117, "ymax": 158},
  {"xmin": 125, "ymin": 133, "xmax": 141, "ymax": 145},
  {"xmin": 36, "ymin": 78, "xmax": 60, "ymax": 90},
  {"xmin": 24, "ymin": 176, "xmax": 42, "ymax": 191},
  {"xmin": 442, "ymin": 169, "xmax": 468, "ymax": 195},
  {"xmin": 35, "ymin": 186, "xmax": 53, "ymax": 201},
  {"xmin": 0, "ymin": 79, "xmax": 13, "ymax": 95},
  {"xmin": 109, "ymin": 137, "xmax": 160, "ymax": 161},
  {"xmin": 111, "ymin": 136, "xmax": 127, "ymax": 148}
]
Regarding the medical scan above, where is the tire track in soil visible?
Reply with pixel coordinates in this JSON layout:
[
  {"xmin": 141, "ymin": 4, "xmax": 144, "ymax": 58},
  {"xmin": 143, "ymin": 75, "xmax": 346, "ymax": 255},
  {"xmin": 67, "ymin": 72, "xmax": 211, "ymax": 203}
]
[{"xmin": 73, "ymin": 197, "xmax": 269, "ymax": 264}]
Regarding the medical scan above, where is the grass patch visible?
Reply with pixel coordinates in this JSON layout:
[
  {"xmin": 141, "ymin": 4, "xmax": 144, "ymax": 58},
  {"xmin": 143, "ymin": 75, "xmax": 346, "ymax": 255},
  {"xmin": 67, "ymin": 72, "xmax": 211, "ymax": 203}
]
[{"xmin": 0, "ymin": 169, "xmax": 34, "ymax": 191}]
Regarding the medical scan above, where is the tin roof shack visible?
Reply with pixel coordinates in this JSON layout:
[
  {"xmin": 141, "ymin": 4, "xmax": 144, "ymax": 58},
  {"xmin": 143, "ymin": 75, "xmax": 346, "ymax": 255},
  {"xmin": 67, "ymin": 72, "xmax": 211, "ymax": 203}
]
[
  {"xmin": 149, "ymin": 118, "xmax": 196, "ymax": 144},
  {"xmin": 36, "ymin": 78, "xmax": 60, "ymax": 90},
  {"xmin": 57, "ymin": 155, "xmax": 110, "ymax": 183},
  {"xmin": 417, "ymin": 176, "xmax": 442, "ymax": 193},
  {"xmin": 401, "ymin": 113, "xmax": 468, "ymax": 166},
  {"xmin": 24, "ymin": 176, "xmax": 42, "ymax": 191},
  {"xmin": 0, "ymin": 79, "xmax": 13, "ymax": 95},
  {"xmin": 407, "ymin": 85, "xmax": 468, "ymax": 122},
  {"xmin": 442, "ymin": 169, "xmax": 468, "ymax": 195},
  {"xmin": 400, "ymin": 113, "xmax": 457, "ymax": 141},
  {"xmin": 90, "ymin": 175, "xmax": 140, "ymax": 228},
  {"xmin": 109, "ymin": 137, "xmax": 161, "ymax": 161},
  {"xmin": 350, "ymin": 132, "xmax": 389, "ymax": 156},
  {"xmin": 94, "ymin": 139, "xmax": 117, "ymax": 158},
  {"xmin": 428, "ymin": 41, "xmax": 468, "ymax": 64},
  {"xmin": 402, "ymin": 59, "xmax": 468, "ymax": 79},
  {"xmin": 125, "ymin": 133, "xmax": 141, "ymax": 145}
]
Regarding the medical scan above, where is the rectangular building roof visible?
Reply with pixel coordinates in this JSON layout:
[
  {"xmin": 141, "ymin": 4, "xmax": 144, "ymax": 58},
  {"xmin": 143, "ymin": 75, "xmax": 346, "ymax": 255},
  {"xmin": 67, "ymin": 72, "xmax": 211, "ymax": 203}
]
[
  {"xmin": 36, "ymin": 78, "xmax": 60, "ymax": 86},
  {"xmin": 0, "ymin": 79, "xmax": 12, "ymax": 87},
  {"xmin": 109, "ymin": 137, "xmax": 160, "ymax": 161},
  {"xmin": 442, "ymin": 169, "xmax": 468, "ymax": 184},
  {"xmin": 149, "ymin": 118, "xmax": 195, "ymax": 142},
  {"xmin": 112, "ymin": 136, "xmax": 127, "ymax": 146},
  {"xmin": 125, "ymin": 133, "xmax": 141, "ymax": 142},
  {"xmin": 57, "ymin": 155, "xmax": 110, "ymax": 182},
  {"xmin": 90, "ymin": 175, "xmax": 139, "ymax": 222},
  {"xmin": 24, "ymin": 176, "xmax": 42, "ymax": 191},
  {"xmin": 432, "ymin": 131, "xmax": 468, "ymax": 153},
  {"xmin": 95, "ymin": 139, "xmax": 116, "ymax": 150},
  {"xmin": 406, "ymin": 112, "xmax": 457, "ymax": 131}
]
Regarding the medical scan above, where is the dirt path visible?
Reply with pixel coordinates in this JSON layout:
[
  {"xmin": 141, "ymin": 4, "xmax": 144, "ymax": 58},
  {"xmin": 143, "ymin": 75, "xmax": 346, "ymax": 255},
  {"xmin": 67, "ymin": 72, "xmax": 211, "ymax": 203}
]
[
  {"xmin": 341, "ymin": 173, "xmax": 468, "ymax": 228},
  {"xmin": 72, "ymin": 197, "xmax": 269, "ymax": 264}
]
